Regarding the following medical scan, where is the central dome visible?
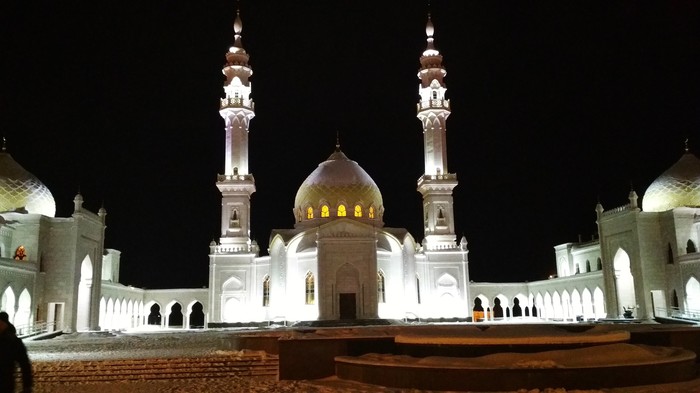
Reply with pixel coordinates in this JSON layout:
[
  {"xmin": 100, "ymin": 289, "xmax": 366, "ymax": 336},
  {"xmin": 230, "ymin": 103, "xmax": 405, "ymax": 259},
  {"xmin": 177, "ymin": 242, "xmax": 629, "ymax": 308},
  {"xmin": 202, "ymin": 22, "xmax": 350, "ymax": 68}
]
[
  {"xmin": 294, "ymin": 148, "xmax": 383, "ymax": 226},
  {"xmin": 643, "ymin": 151, "xmax": 700, "ymax": 212},
  {"xmin": 0, "ymin": 151, "xmax": 56, "ymax": 217}
]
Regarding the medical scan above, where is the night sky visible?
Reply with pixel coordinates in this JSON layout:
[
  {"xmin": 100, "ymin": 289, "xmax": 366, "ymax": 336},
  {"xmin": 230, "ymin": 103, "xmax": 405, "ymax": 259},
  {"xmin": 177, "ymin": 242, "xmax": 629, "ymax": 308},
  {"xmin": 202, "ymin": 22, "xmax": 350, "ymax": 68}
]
[{"xmin": 1, "ymin": 2, "xmax": 699, "ymax": 289}]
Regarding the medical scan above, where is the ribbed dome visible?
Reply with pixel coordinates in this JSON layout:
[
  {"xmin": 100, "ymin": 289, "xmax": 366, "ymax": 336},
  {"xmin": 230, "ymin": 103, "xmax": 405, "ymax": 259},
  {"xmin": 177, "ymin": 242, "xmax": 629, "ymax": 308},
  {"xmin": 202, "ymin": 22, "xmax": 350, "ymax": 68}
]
[
  {"xmin": 294, "ymin": 149, "xmax": 383, "ymax": 223},
  {"xmin": 643, "ymin": 152, "xmax": 700, "ymax": 212},
  {"xmin": 0, "ymin": 152, "xmax": 56, "ymax": 217}
]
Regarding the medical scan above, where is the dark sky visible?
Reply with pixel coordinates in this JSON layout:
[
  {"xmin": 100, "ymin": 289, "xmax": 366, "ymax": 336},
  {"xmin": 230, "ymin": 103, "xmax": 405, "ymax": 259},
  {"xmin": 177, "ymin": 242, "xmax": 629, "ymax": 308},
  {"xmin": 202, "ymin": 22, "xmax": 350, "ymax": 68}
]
[{"xmin": 1, "ymin": 2, "xmax": 699, "ymax": 289}]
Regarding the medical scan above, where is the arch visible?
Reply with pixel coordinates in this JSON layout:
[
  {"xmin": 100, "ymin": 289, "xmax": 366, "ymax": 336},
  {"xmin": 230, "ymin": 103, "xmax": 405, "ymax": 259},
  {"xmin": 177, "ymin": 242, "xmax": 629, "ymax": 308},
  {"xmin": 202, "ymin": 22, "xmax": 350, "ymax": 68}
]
[
  {"xmin": 222, "ymin": 276, "xmax": 244, "ymax": 292},
  {"xmin": 613, "ymin": 248, "xmax": 636, "ymax": 317},
  {"xmin": 585, "ymin": 260, "xmax": 591, "ymax": 273},
  {"xmin": 354, "ymin": 205, "xmax": 362, "ymax": 217},
  {"xmin": 147, "ymin": 303, "xmax": 161, "ymax": 325},
  {"xmin": 582, "ymin": 288, "xmax": 594, "ymax": 319},
  {"xmin": 15, "ymin": 289, "xmax": 31, "ymax": 328},
  {"xmin": 559, "ymin": 257, "xmax": 569, "ymax": 277},
  {"xmin": 337, "ymin": 204, "xmax": 347, "ymax": 217},
  {"xmin": 336, "ymin": 264, "xmax": 359, "ymax": 319},
  {"xmin": 106, "ymin": 298, "xmax": 115, "ymax": 328},
  {"xmin": 571, "ymin": 289, "xmax": 583, "ymax": 318},
  {"xmin": 321, "ymin": 205, "xmax": 330, "ymax": 218},
  {"xmin": 99, "ymin": 297, "xmax": 107, "ymax": 329},
  {"xmin": 593, "ymin": 287, "xmax": 605, "ymax": 319},
  {"xmin": 368, "ymin": 206, "xmax": 375, "ymax": 219},
  {"xmin": 561, "ymin": 290, "xmax": 571, "ymax": 319},
  {"xmin": 167, "ymin": 302, "xmax": 183, "ymax": 328},
  {"xmin": 687, "ymin": 239, "xmax": 696, "ymax": 254},
  {"xmin": 686, "ymin": 277, "xmax": 700, "ymax": 313},
  {"xmin": 1, "ymin": 286, "xmax": 16, "ymax": 322},
  {"xmin": 188, "ymin": 301, "xmax": 205, "ymax": 328},
  {"xmin": 597, "ymin": 257, "xmax": 602, "ymax": 270},
  {"xmin": 544, "ymin": 292, "xmax": 553, "ymax": 319},
  {"xmin": 552, "ymin": 291, "xmax": 563, "ymax": 318},
  {"xmin": 534, "ymin": 293, "xmax": 544, "ymax": 318},
  {"xmin": 76, "ymin": 255, "xmax": 93, "ymax": 331},
  {"xmin": 305, "ymin": 271, "xmax": 315, "ymax": 305},
  {"xmin": 306, "ymin": 206, "xmax": 313, "ymax": 219},
  {"xmin": 436, "ymin": 273, "xmax": 458, "ymax": 298}
]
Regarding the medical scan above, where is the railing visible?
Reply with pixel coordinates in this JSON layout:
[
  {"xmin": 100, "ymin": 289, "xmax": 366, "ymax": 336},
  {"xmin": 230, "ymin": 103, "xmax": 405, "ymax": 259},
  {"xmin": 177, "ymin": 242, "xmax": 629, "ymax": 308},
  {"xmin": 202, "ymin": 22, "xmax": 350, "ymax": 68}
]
[
  {"xmin": 656, "ymin": 306, "xmax": 700, "ymax": 322},
  {"xmin": 217, "ymin": 173, "xmax": 255, "ymax": 182},
  {"xmin": 601, "ymin": 204, "xmax": 631, "ymax": 217},
  {"xmin": 16, "ymin": 321, "xmax": 57, "ymax": 339},
  {"xmin": 417, "ymin": 99, "xmax": 450, "ymax": 111},
  {"xmin": 220, "ymin": 97, "xmax": 254, "ymax": 110}
]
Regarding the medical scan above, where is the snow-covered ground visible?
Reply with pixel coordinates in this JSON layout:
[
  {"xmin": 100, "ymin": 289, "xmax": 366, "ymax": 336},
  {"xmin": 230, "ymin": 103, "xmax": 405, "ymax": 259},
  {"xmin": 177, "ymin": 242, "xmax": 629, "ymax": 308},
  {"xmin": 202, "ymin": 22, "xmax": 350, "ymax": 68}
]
[{"xmin": 22, "ymin": 327, "xmax": 700, "ymax": 393}]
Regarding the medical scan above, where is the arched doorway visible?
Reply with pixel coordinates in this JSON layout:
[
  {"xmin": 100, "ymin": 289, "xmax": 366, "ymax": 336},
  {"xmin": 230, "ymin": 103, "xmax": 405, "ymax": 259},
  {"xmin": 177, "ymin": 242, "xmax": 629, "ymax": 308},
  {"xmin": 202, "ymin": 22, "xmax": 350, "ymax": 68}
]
[
  {"xmin": 167, "ymin": 302, "xmax": 183, "ymax": 328},
  {"xmin": 147, "ymin": 303, "xmax": 161, "ymax": 326},
  {"xmin": 1, "ymin": 287, "xmax": 15, "ymax": 322},
  {"xmin": 76, "ymin": 256, "xmax": 93, "ymax": 331},
  {"xmin": 15, "ymin": 289, "xmax": 31, "ymax": 328},
  {"xmin": 613, "ymin": 248, "xmax": 636, "ymax": 317},
  {"xmin": 189, "ymin": 302, "xmax": 205, "ymax": 328}
]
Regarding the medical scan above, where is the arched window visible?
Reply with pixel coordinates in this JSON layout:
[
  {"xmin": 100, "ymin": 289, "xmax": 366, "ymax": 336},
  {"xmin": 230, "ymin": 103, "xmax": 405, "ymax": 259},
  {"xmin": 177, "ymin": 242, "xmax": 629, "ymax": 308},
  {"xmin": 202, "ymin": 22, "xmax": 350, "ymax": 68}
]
[
  {"xmin": 337, "ymin": 204, "xmax": 346, "ymax": 217},
  {"xmin": 369, "ymin": 206, "xmax": 375, "ymax": 219},
  {"xmin": 230, "ymin": 209, "xmax": 240, "ymax": 228},
  {"xmin": 416, "ymin": 275, "xmax": 421, "ymax": 304},
  {"xmin": 354, "ymin": 205, "xmax": 362, "ymax": 217},
  {"xmin": 687, "ymin": 239, "xmax": 696, "ymax": 254},
  {"xmin": 305, "ymin": 272, "xmax": 315, "ymax": 305},
  {"xmin": 306, "ymin": 207, "xmax": 313, "ymax": 219},
  {"xmin": 597, "ymin": 258, "xmax": 602, "ymax": 270},
  {"xmin": 321, "ymin": 205, "xmax": 329, "ymax": 218},
  {"xmin": 262, "ymin": 276, "xmax": 270, "ymax": 307},
  {"xmin": 377, "ymin": 271, "xmax": 386, "ymax": 303},
  {"xmin": 432, "ymin": 90, "xmax": 438, "ymax": 99},
  {"xmin": 667, "ymin": 243, "xmax": 674, "ymax": 264},
  {"xmin": 585, "ymin": 260, "xmax": 591, "ymax": 273}
]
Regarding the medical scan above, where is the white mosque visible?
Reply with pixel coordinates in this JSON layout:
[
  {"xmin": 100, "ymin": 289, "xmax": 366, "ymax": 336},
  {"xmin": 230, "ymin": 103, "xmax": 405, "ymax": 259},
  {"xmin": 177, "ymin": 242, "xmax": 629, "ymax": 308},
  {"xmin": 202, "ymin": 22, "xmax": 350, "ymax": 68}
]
[{"xmin": 0, "ymin": 11, "xmax": 699, "ymax": 332}]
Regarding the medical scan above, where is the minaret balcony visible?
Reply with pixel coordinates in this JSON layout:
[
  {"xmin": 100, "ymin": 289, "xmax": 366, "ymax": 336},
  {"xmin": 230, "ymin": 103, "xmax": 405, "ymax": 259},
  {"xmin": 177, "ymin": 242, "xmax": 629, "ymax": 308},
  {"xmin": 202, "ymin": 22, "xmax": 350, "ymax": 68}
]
[
  {"xmin": 417, "ymin": 99, "xmax": 450, "ymax": 111},
  {"xmin": 220, "ymin": 97, "xmax": 254, "ymax": 110},
  {"xmin": 217, "ymin": 173, "xmax": 254, "ymax": 182}
]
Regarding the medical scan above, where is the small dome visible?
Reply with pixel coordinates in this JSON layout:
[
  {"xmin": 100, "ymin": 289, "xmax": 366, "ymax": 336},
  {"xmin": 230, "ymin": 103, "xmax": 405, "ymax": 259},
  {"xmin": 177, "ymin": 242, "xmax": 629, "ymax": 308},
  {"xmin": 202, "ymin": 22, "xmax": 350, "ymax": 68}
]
[
  {"xmin": 643, "ymin": 152, "xmax": 700, "ymax": 212},
  {"xmin": 0, "ymin": 152, "xmax": 56, "ymax": 217},
  {"xmin": 294, "ymin": 149, "xmax": 383, "ymax": 225}
]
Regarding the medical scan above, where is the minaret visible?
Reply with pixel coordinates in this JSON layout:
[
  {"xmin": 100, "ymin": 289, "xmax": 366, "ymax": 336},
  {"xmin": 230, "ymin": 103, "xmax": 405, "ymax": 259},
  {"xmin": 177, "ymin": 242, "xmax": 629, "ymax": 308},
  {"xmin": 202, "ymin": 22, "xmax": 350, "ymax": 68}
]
[
  {"xmin": 416, "ymin": 14, "xmax": 458, "ymax": 250},
  {"xmin": 217, "ymin": 9, "xmax": 256, "ymax": 251}
]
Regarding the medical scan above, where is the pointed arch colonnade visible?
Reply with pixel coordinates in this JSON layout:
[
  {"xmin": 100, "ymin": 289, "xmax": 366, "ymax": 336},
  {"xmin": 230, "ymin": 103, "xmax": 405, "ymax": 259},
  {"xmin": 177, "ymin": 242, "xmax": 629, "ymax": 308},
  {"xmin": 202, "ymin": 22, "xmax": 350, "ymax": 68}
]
[{"xmin": 1, "ymin": 286, "xmax": 32, "ymax": 329}]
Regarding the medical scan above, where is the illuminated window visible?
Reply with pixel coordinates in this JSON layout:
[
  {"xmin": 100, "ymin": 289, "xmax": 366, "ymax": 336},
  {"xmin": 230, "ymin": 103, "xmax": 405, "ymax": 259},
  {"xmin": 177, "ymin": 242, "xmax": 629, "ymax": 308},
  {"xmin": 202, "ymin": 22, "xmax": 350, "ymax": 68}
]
[
  {"xmin": 432, "ymin": 90, "xmax": 438, "ymax": 99},
  {"xmin": 262, "ymin": 276, "xmax": 270, "ymax": 307},
  {"xmin": 306, "ymin": 207, "xmax": 313, "ymax": 219},
  {"xmin": 337, "ymin": 204, "xmax": 346, "ymax": 217},
  {"xmin": 14, "ymin": 246, "xmax": 26, "ymax": 261},
  {"xmin": 305, "ymin": 272, "xmax": 315, "ymax": 305},
  {"xmin": 377, "ymin": 271, "xmax": 386, "ymax": 303},
  {"xmin": 321, "ymin": 205, "xmax": 329, "ymax": 218},
  {"xmin": 354, "ymin": 205, "xmax": 362, "ymax": 217},
  {"xmin": 369, "ymin": 206, "xmax": 375, "ymax": 219}
]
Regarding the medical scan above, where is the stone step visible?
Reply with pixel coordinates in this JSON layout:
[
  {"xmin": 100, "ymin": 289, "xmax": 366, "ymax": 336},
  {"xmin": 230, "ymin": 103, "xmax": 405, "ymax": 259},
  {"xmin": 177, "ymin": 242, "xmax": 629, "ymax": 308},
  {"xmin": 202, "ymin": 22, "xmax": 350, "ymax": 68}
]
[{"xmin": 24, "ymin": 353, "xmax": 279, "ymax": 384}]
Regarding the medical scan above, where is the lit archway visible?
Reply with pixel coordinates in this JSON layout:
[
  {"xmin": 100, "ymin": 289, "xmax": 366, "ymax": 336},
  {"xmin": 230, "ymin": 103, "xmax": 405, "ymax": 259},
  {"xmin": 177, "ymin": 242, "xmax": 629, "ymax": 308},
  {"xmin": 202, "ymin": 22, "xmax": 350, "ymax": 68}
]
[
  {"xmin": 16, "ymin": 289, "xmax": 31, "ymax": 328},
  {"xmin": 1, "ymin": 286, "xmax": 15, "ymax": 322},
  {"xmin": 613, "ymin": 248, "xmax": 636, "ymax": 317},
  {"xmin": 686, "ymin": 277, "xmax": 700, "ymax": 313},
  {"xmin": 76, "ymin": 255, "xmax": 93, "ymax": 331}
]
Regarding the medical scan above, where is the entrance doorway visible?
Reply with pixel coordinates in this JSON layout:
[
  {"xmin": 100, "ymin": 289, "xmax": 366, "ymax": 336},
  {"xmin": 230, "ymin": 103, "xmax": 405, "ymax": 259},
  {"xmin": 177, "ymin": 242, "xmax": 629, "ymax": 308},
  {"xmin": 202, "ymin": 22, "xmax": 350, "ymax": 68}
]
[{"xmin": 339, "ymin": 293, "xmax": 356, "ymax": 319}]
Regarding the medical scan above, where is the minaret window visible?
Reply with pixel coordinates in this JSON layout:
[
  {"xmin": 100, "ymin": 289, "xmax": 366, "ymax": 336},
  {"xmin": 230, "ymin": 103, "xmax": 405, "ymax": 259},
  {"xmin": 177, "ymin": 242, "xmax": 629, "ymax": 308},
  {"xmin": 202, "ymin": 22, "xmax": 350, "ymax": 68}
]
[
  {"xmin": 436, "ymin": 207, "xmax": 446, "ymax": 227},
  {"xmin": 337, "ymin": 204, "xmax": 347, "ymax": 217},
  {"xmin": 369, "ymin": 207, "xmax": 375, "ymax": 219},
  {"xmin": 354, "ymin": 205, "xmax": 362, "ymax": 217},
  {"xmin": 262, "ymin": 276, "xmax": 270, "ymax": 307},
  {"xmin": 306, "ymin": 207, "xmax": 314, "ymax": 219},
  {"xmin": 377, "ymin": 271, "xmax": 386, "ymax": 303},
  {"xmin": 305, "ymin": 272, "xmax": 315, "ymax": 305},
  {"xmin": 321, "ymin": 205, "xmax": 330, "ymax": 218},
  {"xmin": 230, "ymin": 209, "xmax": 240, "ymax": 228},
  {"xmin": 432, "ymin": 91, "xmax": 438, "ymax": 99}
]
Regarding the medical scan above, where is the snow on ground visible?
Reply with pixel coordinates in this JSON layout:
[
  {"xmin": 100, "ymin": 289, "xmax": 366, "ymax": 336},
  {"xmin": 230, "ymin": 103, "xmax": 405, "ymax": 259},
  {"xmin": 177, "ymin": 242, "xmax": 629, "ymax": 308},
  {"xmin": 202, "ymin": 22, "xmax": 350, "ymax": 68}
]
[{"xmin": 21, "ymin": 327, "xmax": 700, "ymax": 393}]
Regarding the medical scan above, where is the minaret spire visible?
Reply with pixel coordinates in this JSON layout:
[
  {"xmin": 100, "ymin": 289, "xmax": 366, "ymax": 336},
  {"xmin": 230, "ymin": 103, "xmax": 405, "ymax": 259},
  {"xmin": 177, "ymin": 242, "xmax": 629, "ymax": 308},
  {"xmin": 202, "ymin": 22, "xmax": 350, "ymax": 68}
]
[
  {"xmin": 416, "ymin": 11, "xmax": 458, "ymax": 250},
  {"xmin": 216, "ymin": 6, "xmax": 257, "ymax": 252}
]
